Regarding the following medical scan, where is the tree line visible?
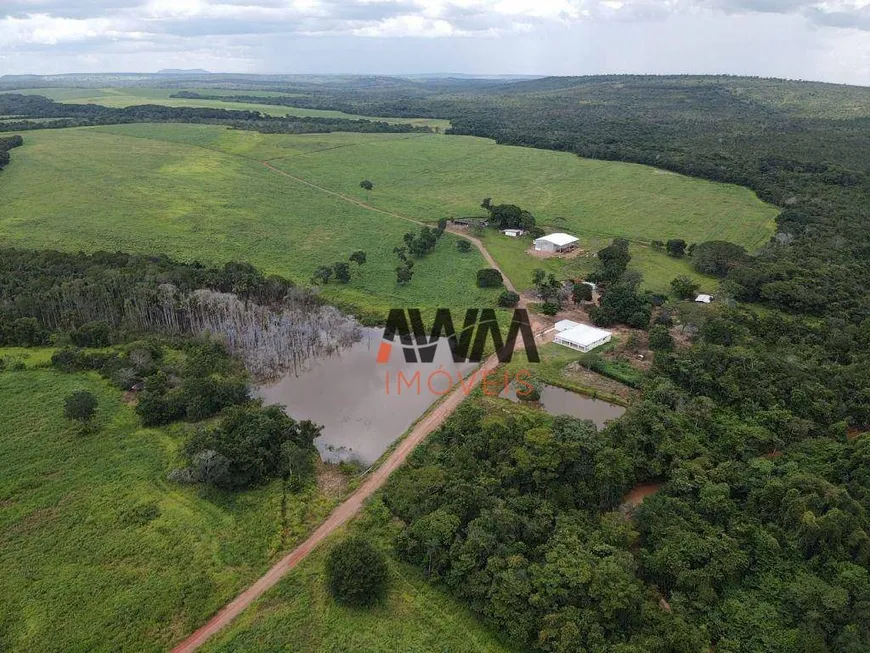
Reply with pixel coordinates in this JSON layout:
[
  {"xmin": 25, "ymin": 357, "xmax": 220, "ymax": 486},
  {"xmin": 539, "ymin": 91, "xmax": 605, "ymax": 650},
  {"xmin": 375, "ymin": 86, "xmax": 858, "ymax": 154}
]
[{"xmin": 0, "ymin": 94, "xmax": 432, "ymax": 136}]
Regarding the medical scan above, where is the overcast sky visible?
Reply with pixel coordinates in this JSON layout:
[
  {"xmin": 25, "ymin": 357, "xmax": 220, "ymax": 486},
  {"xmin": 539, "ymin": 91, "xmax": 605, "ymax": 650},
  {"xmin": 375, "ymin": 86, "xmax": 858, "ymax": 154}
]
[{"xmin": 1, "ymin": 0, "xmax": 869, "ymax": 84}]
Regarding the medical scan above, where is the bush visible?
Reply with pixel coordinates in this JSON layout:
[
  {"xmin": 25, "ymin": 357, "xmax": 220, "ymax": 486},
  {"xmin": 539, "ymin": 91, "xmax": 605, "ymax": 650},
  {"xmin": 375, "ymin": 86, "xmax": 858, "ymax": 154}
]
[
  {"xmin": 64, "ymin": 390, "xmax": 98, "ymax": 424},
  {"xmin": 648, "ymin": 325, "xmax": 675, "ymax": 351},
  {"xmin": 476, "ymin": 268, "xmax": 504, "ymax": 288},
  {"xmin": 325, "ymin": 536, "xmax": 388, "ymax": 607},
  {"xmin": 671, "ymin": 275, "xmax": 700, "ymax": 300},
  {"xmin": 456, "ymin": 240, "xmax": 473, "ymax": 253},
  {"xmin": 498, "ymin": 290, "xmax": 520, "ymax": 307},
  {"xmin": 541, "ymin": 301, "xmax": 561, "ymax": 316}
]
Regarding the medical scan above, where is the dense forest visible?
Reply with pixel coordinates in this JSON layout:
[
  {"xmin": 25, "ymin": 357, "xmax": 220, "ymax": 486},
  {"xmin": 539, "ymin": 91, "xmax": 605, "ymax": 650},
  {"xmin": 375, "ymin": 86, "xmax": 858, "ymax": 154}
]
[
  {"xmin": 0, "ymin": 93, "xmax": 431, "ymax": 135},
  {"xmin": 0, "ymin": 248, "xmax": 361, "ymax": 377}
]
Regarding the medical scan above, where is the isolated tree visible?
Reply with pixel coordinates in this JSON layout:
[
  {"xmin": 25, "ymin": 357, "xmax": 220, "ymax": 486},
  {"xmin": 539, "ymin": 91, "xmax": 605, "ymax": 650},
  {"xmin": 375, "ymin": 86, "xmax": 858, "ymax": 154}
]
[
  {"xmin": 498, "ymin": 290, "xmax": 520, "ymax": 307},
  {"xmin": 595, "ymin": 238, "xmax": 632, "ymax": 283},
  {"xmin": 312, "ymin": 265, "xmax": 333, "ymax": 285},
  {"xmin": 666, "ymin": 239, "xmax": 688, "ymax": 258},
  {"xmin": 456, "ymin": 240, "xmax": 472, "ymax": 253},
  {"xmin": 64, "ymin": 390, "xmax": 98, "ymax": 425},
  {"xmin": 671, "ymin": 275, "xmax": 700, "ymax": 299},
  {"xmin": 360, "ymin": 180, "xmax": 373, "ymax": 191},
  {"xmin": 573, "ymin": 282, "xmax": 593, "ymax": 304},
  {"xmin": 437, "ymin": 218, "xmax": 447, "ymax": 233},
  {"xmin": 332, "ymin": 262, "xmax": 351, "ymax": 284},
  {"xmin": 396, "ymin": 266, "xmax": 414, "ymax": 285},
  {"xmin": 349, "ymin": 250, "xmax": 367, "ymax": 266},
  {"xmin": 481, "ymin": 197, "xmax": 492, "ymax": 212},
  {"xmin": 532, "ymin": 269, "xmax": 547, "ymax": 287},
  {"xmin": 325, "ymin": 536, "xmax": 388, "ymax": 606}
]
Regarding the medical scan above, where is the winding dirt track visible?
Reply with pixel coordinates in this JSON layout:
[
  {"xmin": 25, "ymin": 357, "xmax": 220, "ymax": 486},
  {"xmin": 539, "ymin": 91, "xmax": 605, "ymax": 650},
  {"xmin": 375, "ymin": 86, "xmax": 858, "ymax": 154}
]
[
  {"xmin": 170, "ymin": 162, "xmax": 522, "ymax": 652},
  {"xmin": 260, "ymin": 161, "xmax": 516, "ymax": 293}
]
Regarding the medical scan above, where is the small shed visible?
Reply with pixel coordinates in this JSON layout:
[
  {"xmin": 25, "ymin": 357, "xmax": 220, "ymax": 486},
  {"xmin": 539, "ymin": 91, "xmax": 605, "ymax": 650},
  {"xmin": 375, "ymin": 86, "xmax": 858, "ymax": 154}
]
[
  {"xmin": 554, "ymin": 323, "xmax": 613, "ymax": 353},
  {"xmin": 534, "ymin": 233, "xmax": 579, "ymax": 253},
  {"xmin": 502, "ymin": 229, "xmax": 524, "ymax": 238},
  {"xmin": 695, "ymin": 294, "xmax": 713, "ymax": 304}
]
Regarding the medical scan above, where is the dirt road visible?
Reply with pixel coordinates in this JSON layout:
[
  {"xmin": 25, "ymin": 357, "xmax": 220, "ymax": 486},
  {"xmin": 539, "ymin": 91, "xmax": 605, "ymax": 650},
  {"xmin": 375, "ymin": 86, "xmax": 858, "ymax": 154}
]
[
  {"xmin": 171, "ymin": 163, "xmax": 525, "ymax": 652},
  {"xmin": 170, "ymin": 352, "xmax": 502, "ymax": 653},
  {"xmin": 260, "ymin": 161, "xmax": 514, "ymax": 292}
]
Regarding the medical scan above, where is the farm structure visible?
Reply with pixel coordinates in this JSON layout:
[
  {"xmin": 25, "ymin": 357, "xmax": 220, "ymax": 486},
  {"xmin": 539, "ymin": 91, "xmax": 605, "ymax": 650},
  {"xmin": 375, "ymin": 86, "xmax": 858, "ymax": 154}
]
[
  {"xmin": 553, "ymin": 320, "xmax": 613, "ymax": 352},
  {"xmin": 534, "ymin": 233, "xmax": 579, "ymax": 253}
]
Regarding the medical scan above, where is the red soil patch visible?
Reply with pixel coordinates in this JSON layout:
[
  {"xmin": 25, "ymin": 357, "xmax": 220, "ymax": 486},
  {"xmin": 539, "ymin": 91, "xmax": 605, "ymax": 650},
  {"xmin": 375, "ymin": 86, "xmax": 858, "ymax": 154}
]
[{"xmin": 622, "ymin": 482, "xmax": 664, "ymax": 507}]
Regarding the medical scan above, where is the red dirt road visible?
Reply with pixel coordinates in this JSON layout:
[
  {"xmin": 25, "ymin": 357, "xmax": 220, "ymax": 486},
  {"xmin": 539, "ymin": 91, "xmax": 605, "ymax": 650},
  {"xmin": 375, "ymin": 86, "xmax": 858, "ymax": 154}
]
[
  {"xmin": 171, "ymin": 161, "xmax": 528, "ymax": 652},
  {"xmin": 171, "ymin": 353, "xmax": 502, "ymax": 653}
]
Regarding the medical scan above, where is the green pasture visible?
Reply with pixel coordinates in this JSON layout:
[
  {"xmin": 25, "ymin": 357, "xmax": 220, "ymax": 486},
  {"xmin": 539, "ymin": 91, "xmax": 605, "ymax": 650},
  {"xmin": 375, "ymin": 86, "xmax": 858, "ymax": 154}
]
[
  {"xmin": 0, "ymin": 123, "xmax": 771, "ymax": 312},
  {"xmin": 0, "ymin": 127, "xmax": 498, "ymax": 319},
  {"xmin": 259, "ymin": 132, "xmax": 778, "ymax": 248},
  {"xmin": 202, "ymin": 501, "xmax": 513, "ymax": 653},
  {"xmin": 0, "ymin": 365, "xmax": 337, "ymax": 652}
]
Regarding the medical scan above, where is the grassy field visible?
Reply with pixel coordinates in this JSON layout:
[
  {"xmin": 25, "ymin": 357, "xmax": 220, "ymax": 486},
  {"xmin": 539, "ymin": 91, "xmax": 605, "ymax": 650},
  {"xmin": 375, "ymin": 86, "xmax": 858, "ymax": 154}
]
[
  {"xmin": 0, "ymin": 363, "xmax": 339, "ymax": 652},
  {"xmin": 0, "ymin": 127, "xmax": 498, "ymax": 319},
  {"xmin": 0, "ymin": 123, "xmax": 773, "ymax": 312},
  {"xmin": 0, "ymin": 87, "xmax": 450, "ymax": 130},
  {"xmin": 202, "ymin": 500, "xmax": 513, "ymax": 653},
  {"xmin": 258, "ymin": 132, "xmax": 778, "ymax": 249}
]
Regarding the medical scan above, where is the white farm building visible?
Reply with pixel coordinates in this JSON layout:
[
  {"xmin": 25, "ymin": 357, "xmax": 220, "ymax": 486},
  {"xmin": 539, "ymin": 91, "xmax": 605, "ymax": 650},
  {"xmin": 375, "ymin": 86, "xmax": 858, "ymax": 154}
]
[
  {"xmin": 534, "ymin": 233, "xmax": 579, "ymax": 253},
  {"xmin": 502, "ymin": 229, "xmax": 524, "ymax": 237},
  {"xmin": 553, "ymin": 320, "xmax": 613, "ymax": 353},
  {"xmin": 695, "ymin": 294, "xmax": 714, "ymax": 304}
]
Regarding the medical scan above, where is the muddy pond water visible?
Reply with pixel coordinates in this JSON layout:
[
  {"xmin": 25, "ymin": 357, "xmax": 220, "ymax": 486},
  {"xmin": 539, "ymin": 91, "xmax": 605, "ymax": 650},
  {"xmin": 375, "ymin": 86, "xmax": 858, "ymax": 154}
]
[
  {"xmin": 499, "ymin": 382, "xmax": 626, "ymax": 428},
  {"xmin": 255, "ymin": 328, "xmax": 477, "ymax": 465}
]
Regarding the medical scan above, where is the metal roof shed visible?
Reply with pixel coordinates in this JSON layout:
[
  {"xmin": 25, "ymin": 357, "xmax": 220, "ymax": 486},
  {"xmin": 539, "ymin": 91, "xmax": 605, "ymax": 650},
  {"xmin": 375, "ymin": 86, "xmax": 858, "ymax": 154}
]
[{"xmin": 554, "ymin": 324, "xmax": 613, "ymax": 353}]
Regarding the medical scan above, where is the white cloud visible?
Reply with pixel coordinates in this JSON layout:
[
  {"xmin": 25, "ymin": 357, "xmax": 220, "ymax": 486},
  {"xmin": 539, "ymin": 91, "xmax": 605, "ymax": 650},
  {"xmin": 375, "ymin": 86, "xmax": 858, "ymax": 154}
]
[{"xmin": 0, "ymin": 0, "xmax": 869, "ymax": 83}]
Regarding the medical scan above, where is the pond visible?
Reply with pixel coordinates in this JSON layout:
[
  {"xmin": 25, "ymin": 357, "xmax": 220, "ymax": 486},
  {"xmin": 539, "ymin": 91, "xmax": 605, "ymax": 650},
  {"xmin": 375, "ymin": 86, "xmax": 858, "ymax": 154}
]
[
  {"xmin": 499, "ymin": 382, "xmax": 626, "ymax": 428},
  {"xmin": 255, "ymin": 328, "xmax": 477, "ymax": 465}
]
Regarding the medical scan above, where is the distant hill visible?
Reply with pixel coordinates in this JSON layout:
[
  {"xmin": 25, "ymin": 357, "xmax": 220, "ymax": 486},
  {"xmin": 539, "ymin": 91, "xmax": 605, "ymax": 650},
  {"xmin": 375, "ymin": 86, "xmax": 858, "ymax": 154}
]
[{"xmin": 157, "ymin": 69, "xmax": 211, "ymax": 75}]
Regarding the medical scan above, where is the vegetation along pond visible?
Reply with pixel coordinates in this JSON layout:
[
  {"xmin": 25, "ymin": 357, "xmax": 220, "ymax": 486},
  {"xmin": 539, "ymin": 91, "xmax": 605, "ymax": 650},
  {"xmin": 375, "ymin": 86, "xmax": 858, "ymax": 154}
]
[
  {"xmin": 500, "ymin": 382, "xmax": 626, "ymax": 428},
  {"xmin": 256, "ymin": 328, "xmax": 477, "ymax": 465}
]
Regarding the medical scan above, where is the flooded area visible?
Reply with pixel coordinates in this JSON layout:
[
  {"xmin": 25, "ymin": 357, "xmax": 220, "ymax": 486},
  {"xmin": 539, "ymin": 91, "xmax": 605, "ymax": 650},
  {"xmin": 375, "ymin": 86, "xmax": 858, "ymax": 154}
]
[
  {"xmin": 499, "ymin": 382, "xmax": 626, "ymax": 428},
  {"xmin": 255, "ymin": 328, "xmax": 477, "ymax": 465}
]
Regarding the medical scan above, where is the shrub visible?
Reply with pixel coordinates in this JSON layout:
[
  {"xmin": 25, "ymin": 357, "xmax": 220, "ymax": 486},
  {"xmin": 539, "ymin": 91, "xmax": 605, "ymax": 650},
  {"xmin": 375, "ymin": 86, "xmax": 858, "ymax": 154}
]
[
  {"xmin": 671, "ymin": 275, "xmax": 700, "ymax": 300},
  {"xmin": 541, "ymin": 301, "xmax": 561, "ymax": 316},
  {"xmin": 476, "ymin": 268, "xmax": 504, "ymax": 288},
  {"xmin": 64, "ymin": 390, "xmax": 98, "ymax": 424},
  {"xmin": 648, "ymin": 325, "xmax": 675, "ymax": 351},
  {"xmin": 498, "ymin": 290, "xmax": 520, "ymax": 307},
  {"xmin": 456, "ymin": 240, "xmax": 473, "ymax": 253},
  {"xmin": 325, "ymin": 536, "xmax": 388, "ymax": 607}
]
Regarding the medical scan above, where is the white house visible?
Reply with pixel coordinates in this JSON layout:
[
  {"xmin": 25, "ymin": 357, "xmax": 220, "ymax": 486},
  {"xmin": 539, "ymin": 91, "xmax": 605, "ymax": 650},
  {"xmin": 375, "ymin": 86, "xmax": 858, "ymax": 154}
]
[
  {"xmin": 534, "ymin": 233, "xmax": 579, "ymax": 253},
  {"xmin": 695, "ymin": 294, "xmax": 714, "ymax": 304},
  {"xmin": 502, "ymin": 229, "xmax": 524, "ymax": 238},
  {"xmin": 554, "ymin": 323, "xmax": 613, "ymax": 353},
  {"xmin": 554, "ymin": 319, "xmax": 581, "ymax": 333}
]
